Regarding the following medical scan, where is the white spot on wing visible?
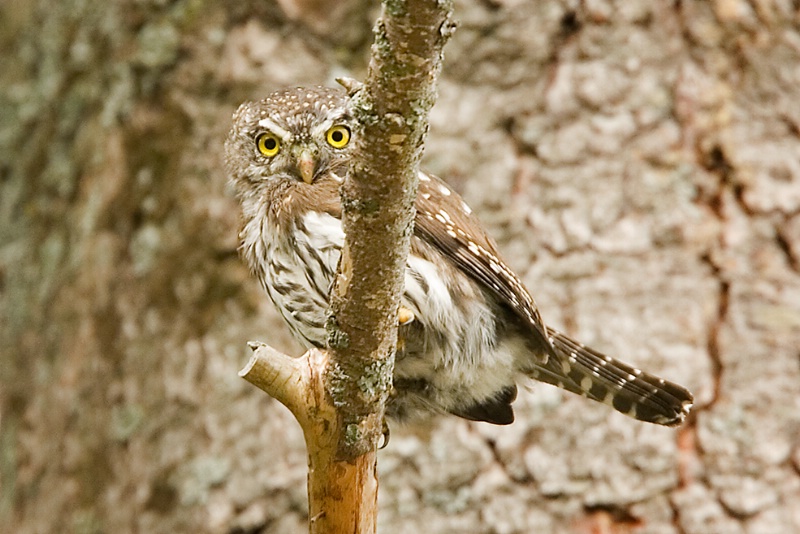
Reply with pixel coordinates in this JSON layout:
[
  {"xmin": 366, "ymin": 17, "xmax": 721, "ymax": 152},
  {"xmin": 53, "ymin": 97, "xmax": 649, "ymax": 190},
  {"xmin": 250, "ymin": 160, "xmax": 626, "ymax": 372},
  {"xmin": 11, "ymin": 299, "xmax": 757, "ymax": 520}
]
[{"xmin": 580, "ymin": 377, "xmax": 593, "ymax": 391}]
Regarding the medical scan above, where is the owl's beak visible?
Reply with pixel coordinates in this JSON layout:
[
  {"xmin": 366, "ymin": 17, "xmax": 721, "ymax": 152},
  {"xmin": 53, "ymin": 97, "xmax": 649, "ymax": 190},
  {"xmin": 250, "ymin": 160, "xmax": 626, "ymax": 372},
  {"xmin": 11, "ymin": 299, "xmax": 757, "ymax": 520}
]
[{"xmin": 297, "ymin": 149, "xmax": 316, "ymax": 184}]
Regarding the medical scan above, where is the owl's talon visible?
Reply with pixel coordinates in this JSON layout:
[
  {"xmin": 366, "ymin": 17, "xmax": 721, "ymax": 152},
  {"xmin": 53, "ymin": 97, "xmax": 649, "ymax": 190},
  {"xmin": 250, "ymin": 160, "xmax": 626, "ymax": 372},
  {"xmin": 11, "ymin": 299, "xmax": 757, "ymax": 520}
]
[
  {"xmin": 398, "ymin": 307, "xmax": 415, "ymax": 326},
  {"xmin": 379, "ymin": 418, "xmax": 390, "ymax": 449}
]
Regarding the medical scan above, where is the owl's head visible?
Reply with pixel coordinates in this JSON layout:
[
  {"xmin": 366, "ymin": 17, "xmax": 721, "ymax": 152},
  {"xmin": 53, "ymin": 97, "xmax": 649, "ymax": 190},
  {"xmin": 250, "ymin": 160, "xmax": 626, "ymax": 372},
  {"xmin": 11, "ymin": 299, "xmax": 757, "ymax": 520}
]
[{"xmin": 225, "ymin": 86, "xmax": 354, "ymax": 201}]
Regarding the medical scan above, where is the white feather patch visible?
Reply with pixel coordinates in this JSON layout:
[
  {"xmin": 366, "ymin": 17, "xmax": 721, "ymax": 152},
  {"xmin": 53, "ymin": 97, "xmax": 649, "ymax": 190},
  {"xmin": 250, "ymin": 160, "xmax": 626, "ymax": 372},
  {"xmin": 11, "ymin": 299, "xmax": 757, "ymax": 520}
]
[{"xmin": 301, "ymin": 211, "xmax": 345, "ymax": 250}]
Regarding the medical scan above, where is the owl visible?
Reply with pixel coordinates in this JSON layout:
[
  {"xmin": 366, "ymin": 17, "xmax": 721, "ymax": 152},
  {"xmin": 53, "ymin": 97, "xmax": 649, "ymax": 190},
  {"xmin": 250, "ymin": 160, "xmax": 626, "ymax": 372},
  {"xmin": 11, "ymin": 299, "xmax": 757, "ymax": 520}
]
[{"xmin": 225, "ymin": 86, "xmax": 693, "ymax": 426}]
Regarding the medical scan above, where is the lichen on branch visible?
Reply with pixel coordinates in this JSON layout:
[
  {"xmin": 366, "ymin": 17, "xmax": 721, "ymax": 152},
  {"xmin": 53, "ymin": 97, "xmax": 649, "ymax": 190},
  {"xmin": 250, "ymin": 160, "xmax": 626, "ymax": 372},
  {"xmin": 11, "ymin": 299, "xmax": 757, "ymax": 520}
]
[{"xmin": 327, "ymin": 0, "xmax": 456, "ymax": 460}]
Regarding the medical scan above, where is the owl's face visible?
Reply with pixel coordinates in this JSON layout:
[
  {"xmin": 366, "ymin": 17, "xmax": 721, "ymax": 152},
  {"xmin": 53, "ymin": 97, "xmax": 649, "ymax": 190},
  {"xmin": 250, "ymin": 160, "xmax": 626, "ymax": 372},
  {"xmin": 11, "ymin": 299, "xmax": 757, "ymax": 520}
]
[{"xmin": 226, "ymin": 86, "xmax": 355, "ymax": 200}]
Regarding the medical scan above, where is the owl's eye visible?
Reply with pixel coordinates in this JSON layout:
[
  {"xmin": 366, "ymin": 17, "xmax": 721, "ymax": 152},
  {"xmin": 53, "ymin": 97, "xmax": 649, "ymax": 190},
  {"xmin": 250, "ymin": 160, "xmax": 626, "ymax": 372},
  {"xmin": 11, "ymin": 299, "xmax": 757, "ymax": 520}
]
[
  {"xmin": 325, "ymin": 125, "xmax": 351, "ymax": 148},
  {"xmin": 256, "ymin": 133, "xmax": 280, "ymax": 157}
]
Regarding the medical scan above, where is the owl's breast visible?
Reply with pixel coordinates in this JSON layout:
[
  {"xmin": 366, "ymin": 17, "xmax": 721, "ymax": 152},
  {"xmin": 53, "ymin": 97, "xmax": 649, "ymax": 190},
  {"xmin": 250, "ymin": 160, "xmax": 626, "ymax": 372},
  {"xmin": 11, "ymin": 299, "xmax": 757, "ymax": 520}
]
[{"xmin": 259, "ymin": 209, "xmax": 345, "ymax": 348}]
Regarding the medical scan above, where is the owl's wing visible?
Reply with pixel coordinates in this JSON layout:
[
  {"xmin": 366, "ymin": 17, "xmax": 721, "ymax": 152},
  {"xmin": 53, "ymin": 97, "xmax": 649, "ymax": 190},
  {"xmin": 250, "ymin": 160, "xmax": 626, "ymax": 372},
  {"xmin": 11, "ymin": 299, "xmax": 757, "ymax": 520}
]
[
  {"xmin": 413, "ymin": 171, "xmax": 554, "ymax": 358},
  {"xmin": 414, "ymin": 171, "xmax": 693, "ymax": 427}
]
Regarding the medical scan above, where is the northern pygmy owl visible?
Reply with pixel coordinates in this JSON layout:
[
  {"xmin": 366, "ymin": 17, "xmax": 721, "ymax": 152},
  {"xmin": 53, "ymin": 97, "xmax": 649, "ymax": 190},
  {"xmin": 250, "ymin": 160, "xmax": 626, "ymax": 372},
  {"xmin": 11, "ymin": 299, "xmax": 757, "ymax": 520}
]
[{"xmin": 225, "ymin": 86, "xmax": 693, "ymax": 426}]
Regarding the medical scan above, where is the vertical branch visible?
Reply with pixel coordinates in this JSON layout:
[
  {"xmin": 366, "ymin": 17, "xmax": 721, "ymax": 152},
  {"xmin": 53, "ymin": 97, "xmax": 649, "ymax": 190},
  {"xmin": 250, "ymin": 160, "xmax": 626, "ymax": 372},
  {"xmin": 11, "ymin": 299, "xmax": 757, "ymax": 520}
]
[
  {"xmin": 241, "ymin": 2, "xmax": 455, "ymax": 533},
  {"xmin": 328, "ymin": 0, "xmax": 457, "ymax": 459}
]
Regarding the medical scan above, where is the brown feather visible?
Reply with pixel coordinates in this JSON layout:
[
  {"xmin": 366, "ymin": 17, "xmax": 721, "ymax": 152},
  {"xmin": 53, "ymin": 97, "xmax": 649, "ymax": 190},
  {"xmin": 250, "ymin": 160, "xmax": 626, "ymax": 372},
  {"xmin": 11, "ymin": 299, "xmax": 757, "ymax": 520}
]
[{"xmin": 414, "ymin": 172, "xmax": 553, "ymax": 359}]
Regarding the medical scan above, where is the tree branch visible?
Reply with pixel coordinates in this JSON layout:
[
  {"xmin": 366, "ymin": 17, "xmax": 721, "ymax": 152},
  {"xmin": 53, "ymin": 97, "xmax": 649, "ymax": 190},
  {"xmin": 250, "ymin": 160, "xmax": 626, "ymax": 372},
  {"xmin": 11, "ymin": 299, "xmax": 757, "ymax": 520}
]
[
  {"xmin": 328, "ymin": 0, "xmax": 456, "ymax": 459},
  {"xmin": 240, "ymin": 344, "xmax": 377, "ymax": 533},
  {"xmin": 240, "ymin": 1, "xmax": 455, "ymax": 532}
]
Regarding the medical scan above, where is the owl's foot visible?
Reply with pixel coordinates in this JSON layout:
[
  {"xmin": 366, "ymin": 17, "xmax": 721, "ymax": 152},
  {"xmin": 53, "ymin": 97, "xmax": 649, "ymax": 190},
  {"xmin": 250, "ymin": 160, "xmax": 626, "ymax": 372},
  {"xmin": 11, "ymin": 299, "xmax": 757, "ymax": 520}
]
[{"xmin": 398, "ymin": 307, "xmax": 415, "ymax": 326}]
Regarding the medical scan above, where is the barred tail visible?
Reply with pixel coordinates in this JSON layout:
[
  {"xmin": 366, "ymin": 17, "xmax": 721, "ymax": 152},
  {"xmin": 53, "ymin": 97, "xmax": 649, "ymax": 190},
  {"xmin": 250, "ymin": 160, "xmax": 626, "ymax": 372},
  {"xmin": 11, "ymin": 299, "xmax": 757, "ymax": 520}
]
[{"xmin": 528, "ymin": 330, "xmax": 694, "ymax": 426}]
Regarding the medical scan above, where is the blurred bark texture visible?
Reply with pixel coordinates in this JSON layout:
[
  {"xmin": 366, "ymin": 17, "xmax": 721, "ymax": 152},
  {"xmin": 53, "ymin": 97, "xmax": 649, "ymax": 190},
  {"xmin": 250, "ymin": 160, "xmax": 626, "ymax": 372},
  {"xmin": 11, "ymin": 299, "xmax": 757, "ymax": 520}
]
[{"xmin": 2, "ymin": 1, "xmax": 799, "ymax": 533}]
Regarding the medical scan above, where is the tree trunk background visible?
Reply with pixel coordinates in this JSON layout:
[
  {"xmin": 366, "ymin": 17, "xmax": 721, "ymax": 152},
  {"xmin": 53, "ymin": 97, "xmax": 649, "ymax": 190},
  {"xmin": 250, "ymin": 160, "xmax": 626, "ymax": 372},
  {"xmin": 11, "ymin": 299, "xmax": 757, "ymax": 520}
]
[{"xmin": 2, "ymin": 1, "xmax": 799, "ymax": 533}]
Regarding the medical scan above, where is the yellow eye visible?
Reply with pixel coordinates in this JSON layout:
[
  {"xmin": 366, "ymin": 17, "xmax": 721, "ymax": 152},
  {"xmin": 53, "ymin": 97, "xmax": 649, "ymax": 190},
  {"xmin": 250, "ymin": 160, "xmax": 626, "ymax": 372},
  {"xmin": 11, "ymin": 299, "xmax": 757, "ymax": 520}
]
[
  {"xmin": 326, "ymin": 125, "xmax": 351, "ymax": 148},
  {"xmin": 256, "ymin": 133, "xmax": 280, "ymax": 157}
]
